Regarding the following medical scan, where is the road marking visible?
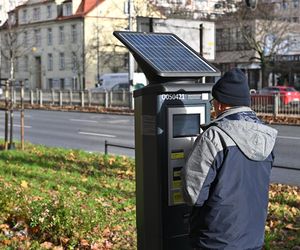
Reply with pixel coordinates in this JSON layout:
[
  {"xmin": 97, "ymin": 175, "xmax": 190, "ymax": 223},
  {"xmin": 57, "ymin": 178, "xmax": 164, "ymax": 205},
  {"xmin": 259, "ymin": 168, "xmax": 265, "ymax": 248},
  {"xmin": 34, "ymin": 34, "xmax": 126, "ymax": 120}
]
[
  {"xmin": 277, "ymin": 136, "xmax": 300, "ymax": 140},
  {"xmin": 108, "ymin": 119, "xmax": 128, "ymax": 124},
  {"xmin": 78, "ymin": 132, "xmax": 116, "ymax": 138},
  {"xmin": 12, "ymin": 114, "xmax": 32, "ymax": 118},
  {"xmin": 13, "ymin": 124, "xmax": 32, "ymax": 128},
  {"xmin": 70, "ymin": 119, "xmax": 97, "ymax": 123}
]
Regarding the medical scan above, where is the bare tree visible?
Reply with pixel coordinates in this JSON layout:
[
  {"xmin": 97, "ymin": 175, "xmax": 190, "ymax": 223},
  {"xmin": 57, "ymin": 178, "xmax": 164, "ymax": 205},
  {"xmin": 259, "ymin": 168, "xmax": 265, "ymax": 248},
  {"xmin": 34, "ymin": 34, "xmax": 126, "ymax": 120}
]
[
  {"xmin": 0, "ymin": 1, "xmax": 32, "ymax": 81},
  {"xmin": 218, "ymin": 2, "xmax": 294, "ymax": 87}
]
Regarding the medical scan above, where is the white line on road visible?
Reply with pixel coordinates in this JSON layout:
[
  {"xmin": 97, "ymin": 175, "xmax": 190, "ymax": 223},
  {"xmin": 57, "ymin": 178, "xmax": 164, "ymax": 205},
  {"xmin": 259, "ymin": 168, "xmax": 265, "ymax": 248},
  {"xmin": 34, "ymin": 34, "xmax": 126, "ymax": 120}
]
[
  {"xmin": 108, "ymin": 120, "xmax": 129, "ymax": 124},
  {"xmin": 13, "ymin": 124, "xmax": 32, "ymax": 128},
  {"xmin": 78, "ymin": 131, "xmax": 116, "ymax": 138},
  {"xmin": 70, "ymin": 119, "xmax": 97, "ymax": 123},
  {"xmin": 277, "ymin": 136, "xmax": 300, "ymax": 140},
  {"xmin": 13, "ymin": 114, "xmax": 31, "ymax": 118}
]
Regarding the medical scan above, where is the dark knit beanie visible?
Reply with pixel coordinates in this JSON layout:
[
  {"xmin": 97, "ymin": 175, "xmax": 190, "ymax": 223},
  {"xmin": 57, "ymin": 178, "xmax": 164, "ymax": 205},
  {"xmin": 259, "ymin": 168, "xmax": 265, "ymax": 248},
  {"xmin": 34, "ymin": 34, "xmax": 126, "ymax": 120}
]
[{"xmin": 212, "ymin": 68, "xmax": 250, "ymax": 106}]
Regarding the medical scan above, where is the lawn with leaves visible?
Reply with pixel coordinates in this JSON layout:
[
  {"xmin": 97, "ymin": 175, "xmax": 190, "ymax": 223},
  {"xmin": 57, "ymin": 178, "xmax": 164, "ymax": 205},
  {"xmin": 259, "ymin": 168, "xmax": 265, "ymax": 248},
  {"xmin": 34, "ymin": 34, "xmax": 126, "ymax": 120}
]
[
  {"xmin": 0, "ymin": 143, "xmax": 299, "ymax": 249},
  {"xmin": 0, "ymin": 143, "xmax": 135, "ymax": 249}
]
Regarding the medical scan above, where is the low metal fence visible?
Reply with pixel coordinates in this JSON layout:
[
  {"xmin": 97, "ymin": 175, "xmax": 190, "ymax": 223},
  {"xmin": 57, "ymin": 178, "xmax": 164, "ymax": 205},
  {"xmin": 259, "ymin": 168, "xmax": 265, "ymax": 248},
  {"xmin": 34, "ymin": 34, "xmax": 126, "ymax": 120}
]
[
  {"xmin": 104, "ymin": 140, "xmax": 135, "ymax": 155},
  {"xmin": 1, "ymin": 89, "xmax": 132, "ymax": 109},
  {"xmin": 251, "ymin": 93, "xmax": 300, "ymax": 117},
  {"xmin": 1, "ymin": 89, "xmax": 300, "ymax": 118}
]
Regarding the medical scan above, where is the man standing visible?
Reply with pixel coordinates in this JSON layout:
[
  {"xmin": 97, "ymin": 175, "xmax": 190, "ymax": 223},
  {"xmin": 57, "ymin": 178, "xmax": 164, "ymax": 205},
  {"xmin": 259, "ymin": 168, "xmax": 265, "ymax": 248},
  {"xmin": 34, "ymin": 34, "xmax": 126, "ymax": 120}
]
[{"xmin": 182, "ymin": 68, "xmax": 277, "ymax": 249}]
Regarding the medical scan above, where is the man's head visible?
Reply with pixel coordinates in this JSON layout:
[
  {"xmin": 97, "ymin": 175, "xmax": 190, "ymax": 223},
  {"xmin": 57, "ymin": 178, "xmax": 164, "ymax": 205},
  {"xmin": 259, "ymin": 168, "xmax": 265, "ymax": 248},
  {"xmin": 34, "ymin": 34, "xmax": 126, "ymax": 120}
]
[
  {"xmin": 212, "ymin": 68, "xmax": 250, "ymax": 115},
  {"xmin": 212, "ymin": 68, "xmax": 250, "ymax": 106}
]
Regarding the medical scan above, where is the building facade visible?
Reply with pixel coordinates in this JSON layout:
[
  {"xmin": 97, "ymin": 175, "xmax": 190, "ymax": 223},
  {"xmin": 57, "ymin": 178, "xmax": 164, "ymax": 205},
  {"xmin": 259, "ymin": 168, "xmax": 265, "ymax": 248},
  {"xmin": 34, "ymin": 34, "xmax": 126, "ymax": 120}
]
[
  {"xmin": 214, "ymin": 2, "xmax": 300, "ymax": 90},
  {"xmin": 149, "ymin": 0, "xmax": 242, "ymax": 19},
  {"xmin": 0, "ymin": 0, "xmax": 144, "ymax": 90}
]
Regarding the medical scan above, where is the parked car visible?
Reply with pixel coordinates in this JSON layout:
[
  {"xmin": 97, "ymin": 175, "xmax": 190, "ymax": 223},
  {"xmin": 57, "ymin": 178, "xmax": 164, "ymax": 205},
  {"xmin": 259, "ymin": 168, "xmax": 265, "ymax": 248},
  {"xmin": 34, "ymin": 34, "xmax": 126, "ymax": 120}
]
[
  {"xmin": 111, "ymin": 83, "xmax": 129, "ymax": 91},
  {"xmin": 111, "ymin": 83, "xmax": 145, "ymax": 91},
  {"xmin": 254, "ymin": 86, "xmax": 300, "ymax": 105}
]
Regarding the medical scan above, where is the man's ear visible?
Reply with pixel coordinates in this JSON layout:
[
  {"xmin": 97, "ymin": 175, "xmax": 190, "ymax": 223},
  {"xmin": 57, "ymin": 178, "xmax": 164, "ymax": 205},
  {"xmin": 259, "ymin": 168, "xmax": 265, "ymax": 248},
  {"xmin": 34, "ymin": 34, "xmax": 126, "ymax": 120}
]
[{"xmin": 219, "ymin": 102, "xmax": 225, "ymax": 111}]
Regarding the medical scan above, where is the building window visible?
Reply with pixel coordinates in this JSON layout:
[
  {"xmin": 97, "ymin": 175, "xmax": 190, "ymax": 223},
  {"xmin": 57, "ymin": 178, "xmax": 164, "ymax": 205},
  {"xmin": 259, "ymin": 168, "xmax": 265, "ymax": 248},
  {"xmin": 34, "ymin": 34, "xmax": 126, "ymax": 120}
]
[
  {"xmin": 60, "ymin": 78, "xmax": 65, "ymax": 89},
  {"xmin": 65, "ymin": 3, "xmax": 72, "ymax": 16},
  {"xmin": 15, "ymin": 58, "xmax": 19, "ymax": 72},
  {"xmin": 33, "ymin": 7, "xmax": 40, "ymax": 20},
  {"xmin": 72, "ymin": 52, "xmax": 77, "ymax": 71},
  {"xmin": 23, "ymin": 31, "xmax": 28, "ymax": 47},
  {"xmin": 216, "ymin": 28, "xmax": 229, "ymax": 51},
  {"xmin": 71, "ymin": 24, "xmax": 77, "ymax": 43},
  {"xmin": 4, "ymin": 59, "xmax": 9, "ymax": 73},
  {"xmin": 47, "ymin": 53, "xmax": 53, "ymax": 71},
  {"xmin": 22, "ymin": 9, "xmax": 27, "ymax": 22},
  {"xmin": 282, "ymin": 0, "xmax": 288, "ymax": 9},
  {"xmin": 59, "ymin": 26, "xmax": 64, "ymax": 44},
  {"xmin": 48, "ymin": 78, "xmax": 53, "ymax": 89},
  {"xmin": 59, "ymin": 52, "xmax": 65, "ymax": 70},
  {"xmin": 8, "ymin": 13, "xmax": 16, "ymax": 25},
  {"xmin": 47, "ymin": 28, "xmax": 52, "ymax": 45},
  {"xmin": 216, "ymin": 26, "xmax": 251, "ymax": 52},
  {"xmin": 47, "ymin": 5, "xmax": 52, "ymax": 18},
  {"xmin": 34, "ymin": 29, "xmax": 41, "ymax": 46},
  {"xmin": 24, "ymin": 55, "xmax": 28, "ymax": 72},
  {"xmin": 293, "ymin": 0, "xmax": 299, "ymax": 8}
]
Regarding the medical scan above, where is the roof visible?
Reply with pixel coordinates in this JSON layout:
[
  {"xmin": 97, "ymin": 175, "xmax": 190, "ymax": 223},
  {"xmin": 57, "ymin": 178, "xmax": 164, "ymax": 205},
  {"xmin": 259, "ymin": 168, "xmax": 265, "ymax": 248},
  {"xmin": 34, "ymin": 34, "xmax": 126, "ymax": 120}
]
[{"xmin": 75, "ymin": 0, "xmax": 104, "ymax": 15}]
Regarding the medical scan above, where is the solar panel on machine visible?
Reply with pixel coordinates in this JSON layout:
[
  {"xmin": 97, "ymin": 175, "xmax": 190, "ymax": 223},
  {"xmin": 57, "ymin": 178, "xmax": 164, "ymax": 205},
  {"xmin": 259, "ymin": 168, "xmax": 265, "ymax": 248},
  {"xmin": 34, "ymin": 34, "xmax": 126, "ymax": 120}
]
[{"xmin": 113, "ymin": 31, "xmax": 219, "ymax": 77}]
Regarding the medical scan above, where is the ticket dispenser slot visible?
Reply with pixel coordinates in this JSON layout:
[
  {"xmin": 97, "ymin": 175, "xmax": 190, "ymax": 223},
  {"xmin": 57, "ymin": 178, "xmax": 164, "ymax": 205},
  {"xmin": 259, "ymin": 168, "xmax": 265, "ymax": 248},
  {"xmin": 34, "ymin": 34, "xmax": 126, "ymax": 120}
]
[{"xmin": 167, "ymin": 107, "xmax": 206, "ymax": 206}]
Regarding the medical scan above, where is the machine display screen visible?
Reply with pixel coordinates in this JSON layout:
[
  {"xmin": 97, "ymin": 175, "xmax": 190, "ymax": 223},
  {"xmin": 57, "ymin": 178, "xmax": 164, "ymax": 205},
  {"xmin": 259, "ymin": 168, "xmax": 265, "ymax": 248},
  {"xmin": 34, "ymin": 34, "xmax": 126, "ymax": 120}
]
[{"xmin": 173, "ymin": 114, "xmax": 200, "ymax": 138}]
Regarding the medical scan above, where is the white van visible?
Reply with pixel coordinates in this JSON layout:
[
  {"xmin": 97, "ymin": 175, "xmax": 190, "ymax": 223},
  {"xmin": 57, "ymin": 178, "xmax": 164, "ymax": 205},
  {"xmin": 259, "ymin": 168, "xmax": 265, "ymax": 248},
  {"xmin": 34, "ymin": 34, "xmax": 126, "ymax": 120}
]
[{"xmin": 94, "ymin": 73, "xmax": 147, "ymax": 91}]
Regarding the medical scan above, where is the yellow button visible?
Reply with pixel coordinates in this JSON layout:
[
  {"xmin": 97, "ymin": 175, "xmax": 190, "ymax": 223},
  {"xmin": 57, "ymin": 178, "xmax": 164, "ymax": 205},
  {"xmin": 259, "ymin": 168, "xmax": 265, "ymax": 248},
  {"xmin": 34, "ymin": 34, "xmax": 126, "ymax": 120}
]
[
  {"xmin": 173, "ymin": 170, "xmax": 181, "ymax": 178},
  {"xmin": 172, "ymin": 180, "xmax": 182, "ymax": 189},
  {"xmin": 171, "ymin": 151, "xmax": 184, "ymax": 160},
  {"xmin": 173, "ymin": 191, "xmax": 183, "ymax": 204}
]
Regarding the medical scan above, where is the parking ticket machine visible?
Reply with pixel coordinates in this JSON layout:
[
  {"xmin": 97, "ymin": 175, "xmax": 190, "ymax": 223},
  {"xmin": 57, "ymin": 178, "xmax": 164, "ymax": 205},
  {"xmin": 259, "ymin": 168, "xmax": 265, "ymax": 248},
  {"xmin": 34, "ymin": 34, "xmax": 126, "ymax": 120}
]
[{"xmin": 113, "ymin": 31, "xmax": 220, "ymax": 250}]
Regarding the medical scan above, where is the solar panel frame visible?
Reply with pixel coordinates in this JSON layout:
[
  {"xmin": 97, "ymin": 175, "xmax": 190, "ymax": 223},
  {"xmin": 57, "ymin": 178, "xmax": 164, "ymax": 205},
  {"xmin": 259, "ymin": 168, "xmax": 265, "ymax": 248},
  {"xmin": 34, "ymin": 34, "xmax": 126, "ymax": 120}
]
[{"xmin": 113, "ymin": 31, "xmax": 220, "ymax": 78}]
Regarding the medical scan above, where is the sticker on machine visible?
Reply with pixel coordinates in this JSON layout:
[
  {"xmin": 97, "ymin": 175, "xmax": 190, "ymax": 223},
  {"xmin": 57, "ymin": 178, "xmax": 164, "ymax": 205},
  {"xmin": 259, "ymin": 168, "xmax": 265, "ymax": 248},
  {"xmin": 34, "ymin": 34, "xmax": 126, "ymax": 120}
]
[
  {"xmin": 172, "ymin": 190, "xmax": 184, "ymax": 204},
  {"xmin": 142, "ymin": 115, "xmax": 156, "ymax": 135}
]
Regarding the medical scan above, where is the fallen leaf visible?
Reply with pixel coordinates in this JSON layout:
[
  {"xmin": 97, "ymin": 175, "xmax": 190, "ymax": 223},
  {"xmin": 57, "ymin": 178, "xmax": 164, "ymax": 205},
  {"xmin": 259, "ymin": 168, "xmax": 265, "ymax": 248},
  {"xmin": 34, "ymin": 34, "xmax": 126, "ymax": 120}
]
[
  {"xmin": 40, "ymin": 241, "xmax": 53, "ymax": 249},
  {"xmin": 91, "ymin": 242, "xmax": 101, "ymax": 250},
  {"xmin": 103, "ymin": 240, "xmax": 113, "ymax": 249},
  {"xmin": 102, "ymin": 227, "xmax": 111, "ymax": 238},
  {"xmin": 80, "ymin": 239, "xmax": 89, "ymax": 247},
  {"xmin": 53, "ymin": 247, "xmax": 64, "ymax": 250},
  {"xmin": 21, "ymin": 180, "xmax": 28, "ymax": 189},
  {"xmin": 285, "ymin": 224, "xmax": 299, "ymax": 231},
  {"xmin": 0, "ymin": 224, "xmax": 9, "ymax": 230}
]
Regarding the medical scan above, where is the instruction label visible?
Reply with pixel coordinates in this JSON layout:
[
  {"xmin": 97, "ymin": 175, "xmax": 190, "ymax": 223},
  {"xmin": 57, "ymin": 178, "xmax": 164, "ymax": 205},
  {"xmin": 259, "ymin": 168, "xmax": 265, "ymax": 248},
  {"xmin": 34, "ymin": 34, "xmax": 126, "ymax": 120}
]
[
  {"xmin": 171, "ymin": 151, "xmax": 184, "ymax": 160},
  {"xmin": 142, "ymin": 115, "xmax": 156, "ymax": 135}
]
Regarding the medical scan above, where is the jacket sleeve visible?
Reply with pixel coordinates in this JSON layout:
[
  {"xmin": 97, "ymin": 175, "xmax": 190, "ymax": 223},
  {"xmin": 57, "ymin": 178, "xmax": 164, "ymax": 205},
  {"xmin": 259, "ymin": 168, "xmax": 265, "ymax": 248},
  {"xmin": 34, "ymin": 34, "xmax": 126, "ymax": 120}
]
[{"xmin": 181, "ymin": 129, "xmax": 224, "ymax": 206}]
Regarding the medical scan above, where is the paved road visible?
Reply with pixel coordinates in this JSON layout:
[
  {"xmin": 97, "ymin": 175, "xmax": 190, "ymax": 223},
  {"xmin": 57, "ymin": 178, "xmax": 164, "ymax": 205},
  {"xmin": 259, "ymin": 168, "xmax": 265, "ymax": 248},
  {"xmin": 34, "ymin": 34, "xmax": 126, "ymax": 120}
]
[
  {"xmin": 0, "ymin": 110, "xmax": 135, "ymax": 157},
  {"xmin": 0, "ymin": 110, "xmax": 299, "ymax": 186}
]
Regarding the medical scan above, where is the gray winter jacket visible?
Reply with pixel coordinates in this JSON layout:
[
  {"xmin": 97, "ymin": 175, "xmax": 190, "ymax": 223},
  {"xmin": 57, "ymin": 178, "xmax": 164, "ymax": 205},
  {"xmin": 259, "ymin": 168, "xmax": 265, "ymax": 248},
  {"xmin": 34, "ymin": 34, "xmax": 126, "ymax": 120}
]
[{"xmin": 182, "ymin": 107, "xmax": 278, "ymax": 250}]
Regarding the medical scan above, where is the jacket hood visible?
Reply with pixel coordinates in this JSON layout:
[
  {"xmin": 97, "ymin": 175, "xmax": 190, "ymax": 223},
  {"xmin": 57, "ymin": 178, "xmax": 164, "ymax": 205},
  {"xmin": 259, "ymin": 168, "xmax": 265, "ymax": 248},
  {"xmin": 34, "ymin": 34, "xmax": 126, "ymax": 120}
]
[{"xmin": 211, "ymin": 107, "xmax": 278, "ymax": 161}]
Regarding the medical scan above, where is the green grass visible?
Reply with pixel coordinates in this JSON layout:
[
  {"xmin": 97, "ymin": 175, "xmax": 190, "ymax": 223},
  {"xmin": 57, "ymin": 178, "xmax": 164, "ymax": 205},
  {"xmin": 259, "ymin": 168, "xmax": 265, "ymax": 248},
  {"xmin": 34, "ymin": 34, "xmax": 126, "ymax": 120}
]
[
  {"xmin": 0, "ymin": 143, "xmax": 136, "ymax": 249},
  {"xmin": 0, "ymin": 142, "xmax": 298, "ymax": 249},
  {"xmin": 264, "ymin": 184, "xmax": 300, "ymax": 249}
]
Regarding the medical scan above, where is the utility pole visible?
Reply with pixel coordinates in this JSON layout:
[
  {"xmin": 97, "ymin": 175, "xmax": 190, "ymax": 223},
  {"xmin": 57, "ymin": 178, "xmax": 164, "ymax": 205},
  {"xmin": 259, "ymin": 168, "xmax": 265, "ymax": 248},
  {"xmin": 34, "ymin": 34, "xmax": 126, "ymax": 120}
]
[
  {"xmin": 4, "ymin": 80, "xmax": 9, "ymax": 150},
  {"xmin": 96, "ymin": 0, "xmax": 100, "ymax": 85},
  {"xmin": 199, "ymin": 23, "xmax": 203, "ymax": 56},
  {"xmin": 8, "ymin": 47, "xmax": 15, "ymax": 150},
  {"xmin": 20, "ymin": 81, "xmax": 24, "ymax": 150},
  {"xmin": 128, "ymin": 0, "xmax": 134, "ymax": 110}
]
